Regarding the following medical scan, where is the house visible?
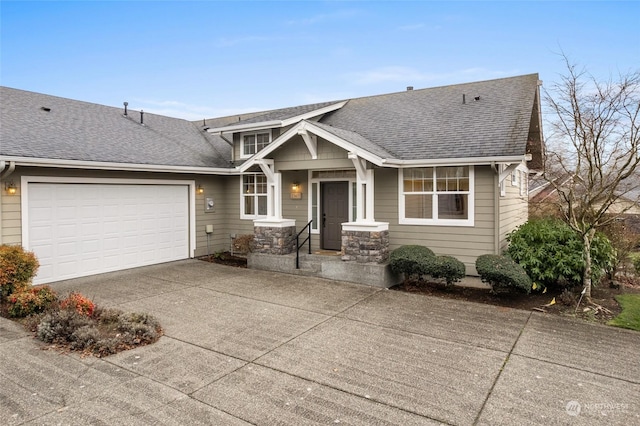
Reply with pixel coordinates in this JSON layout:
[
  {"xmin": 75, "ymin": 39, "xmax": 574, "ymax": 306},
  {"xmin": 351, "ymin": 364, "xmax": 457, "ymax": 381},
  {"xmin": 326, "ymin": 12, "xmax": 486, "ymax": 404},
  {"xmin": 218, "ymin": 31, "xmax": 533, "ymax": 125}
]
[{"xmin": 0, "ymin": 74, "xmax": 544, "ymax": 286}]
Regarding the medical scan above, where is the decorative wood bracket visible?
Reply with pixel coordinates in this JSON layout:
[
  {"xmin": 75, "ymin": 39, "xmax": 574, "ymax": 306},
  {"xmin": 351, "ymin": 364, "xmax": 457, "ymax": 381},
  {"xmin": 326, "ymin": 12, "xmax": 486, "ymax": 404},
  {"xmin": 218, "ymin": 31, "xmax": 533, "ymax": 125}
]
[{"xmin": 297, "ymin": 129, "xmax": 318, "ymax": 159}]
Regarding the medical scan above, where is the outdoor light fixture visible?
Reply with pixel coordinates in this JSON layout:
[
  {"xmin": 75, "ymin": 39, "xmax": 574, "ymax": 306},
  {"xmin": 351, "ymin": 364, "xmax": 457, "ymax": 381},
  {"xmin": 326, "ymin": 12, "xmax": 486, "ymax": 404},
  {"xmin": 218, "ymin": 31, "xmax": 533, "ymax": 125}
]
[
  {"xmin": 290, "ymin": 182, "xmax": 302, "ymax": 199},
  {"xmin": 5, "ymin": 181, "xmax": 16, "ymax": 195},
  {"xmin": 196, "ymin": 185, "xmax": 204, "ymax": 195}
]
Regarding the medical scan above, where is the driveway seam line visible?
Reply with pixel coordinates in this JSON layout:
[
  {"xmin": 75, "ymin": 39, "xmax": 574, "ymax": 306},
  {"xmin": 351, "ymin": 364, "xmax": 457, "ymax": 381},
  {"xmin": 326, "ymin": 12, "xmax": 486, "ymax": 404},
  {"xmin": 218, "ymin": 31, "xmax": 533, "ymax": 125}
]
[{"xmin": 472, "ymin": 310, "xmax": 533, "ymax": 425}]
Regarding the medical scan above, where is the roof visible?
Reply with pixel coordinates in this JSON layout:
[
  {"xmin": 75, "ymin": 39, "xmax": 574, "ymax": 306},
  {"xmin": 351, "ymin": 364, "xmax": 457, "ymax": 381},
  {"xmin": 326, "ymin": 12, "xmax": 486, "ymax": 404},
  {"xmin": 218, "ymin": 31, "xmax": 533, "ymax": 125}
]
[
  {"xmin": 1, "ymin": 74, "xmax": 542, "ymax": 171},
  {"xmin": 319, "ymin": 74, "xmax": 541, "ymax": 161},
  {"xmin": 0, "ymin": 87, "xmax": 231, "ymax": 169}
]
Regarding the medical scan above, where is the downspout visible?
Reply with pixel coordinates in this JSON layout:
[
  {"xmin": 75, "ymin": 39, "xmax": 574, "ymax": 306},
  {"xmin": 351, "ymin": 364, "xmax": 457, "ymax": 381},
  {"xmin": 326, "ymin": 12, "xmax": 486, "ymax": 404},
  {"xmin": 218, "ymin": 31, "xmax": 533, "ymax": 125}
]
[{"xmin": 494, "ymin": 166, "xmax": 501, "ymax": 254}]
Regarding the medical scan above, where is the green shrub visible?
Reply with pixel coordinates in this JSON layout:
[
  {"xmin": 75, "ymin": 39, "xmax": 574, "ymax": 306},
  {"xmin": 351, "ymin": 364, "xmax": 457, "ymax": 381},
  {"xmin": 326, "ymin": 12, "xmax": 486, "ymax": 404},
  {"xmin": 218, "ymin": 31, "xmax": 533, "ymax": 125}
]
[
  {"xmin": 476, "ymin": 254, "xmax": 532, "ymax": 294},
  {"xmin": 632, "ymin": 254, "xmax": 640, "ymax": 276},
  {"xmin": 0, "ymin": 245, "xmax": 39, "ymax": 301},
  {"xmin": 389, "ymin": 245, "xmax": 436, "ymax": 277},
  {"xmin": 6, "ymin": 286, "xmax": 58, "ymax": 318},
  {"xmin": 506, "ymin": 219, "xmax": 616, "ymax": 289},
  {"xmin": 430, "ymin": 255, "xmax": 466, "ymax": 286}
]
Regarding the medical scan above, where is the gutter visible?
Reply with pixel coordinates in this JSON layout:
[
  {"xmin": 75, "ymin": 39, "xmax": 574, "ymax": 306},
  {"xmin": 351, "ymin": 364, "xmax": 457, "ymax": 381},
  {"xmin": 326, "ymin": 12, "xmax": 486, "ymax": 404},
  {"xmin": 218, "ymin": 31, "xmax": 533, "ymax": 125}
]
[
  {"xmin": 382, "ymin": 155, "xmax": 528, "ymax": 167},
  {"xmin": 1, "ymin": 156, "xmax": 241, "ymax": 175}
]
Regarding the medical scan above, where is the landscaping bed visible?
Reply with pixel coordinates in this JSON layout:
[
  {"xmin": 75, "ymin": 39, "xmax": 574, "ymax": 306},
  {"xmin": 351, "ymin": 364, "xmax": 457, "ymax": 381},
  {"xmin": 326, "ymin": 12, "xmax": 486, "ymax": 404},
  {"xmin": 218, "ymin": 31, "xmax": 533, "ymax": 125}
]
[{"xmin": 393, "ymin": 274, "xmax": 640, "ymax": 326}]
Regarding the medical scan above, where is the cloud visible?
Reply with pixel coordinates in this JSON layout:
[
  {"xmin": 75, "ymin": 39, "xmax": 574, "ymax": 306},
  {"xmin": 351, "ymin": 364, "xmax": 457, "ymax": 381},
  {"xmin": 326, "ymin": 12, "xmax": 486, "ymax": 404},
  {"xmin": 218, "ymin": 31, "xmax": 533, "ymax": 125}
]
[
  {"xmin": 285, "ymin": 9, "xmax": 360, "ymax": 26},
  {"xmin": 215, "ymin": 35, "xmax": 275, "ymax": 48},
  {"xmin": 131, "ymin": 98, "xmax": 260, "ymax": 121},
  {"xmin": 397, "ymin": 23, "xmax": 426, "ymax": 31},
  {"xmin": 345, "ymin": 66, "xmax": 519, "ymax": 86}
]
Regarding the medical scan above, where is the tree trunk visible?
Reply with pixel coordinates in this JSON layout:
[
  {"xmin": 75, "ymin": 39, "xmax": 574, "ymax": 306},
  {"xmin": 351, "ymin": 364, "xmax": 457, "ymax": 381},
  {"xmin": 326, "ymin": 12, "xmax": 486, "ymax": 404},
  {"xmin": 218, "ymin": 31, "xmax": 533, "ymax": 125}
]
[{"xmin": 582, "ymin": 228, "xmax": 596, "ymax": 299}]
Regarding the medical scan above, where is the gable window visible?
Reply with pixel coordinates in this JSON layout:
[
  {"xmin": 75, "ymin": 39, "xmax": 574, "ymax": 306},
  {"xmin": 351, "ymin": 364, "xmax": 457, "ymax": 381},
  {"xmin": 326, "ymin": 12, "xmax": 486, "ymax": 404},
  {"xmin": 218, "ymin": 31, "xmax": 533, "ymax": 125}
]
[
  {"xmin": 241, "ymin": 131, "xmax": 271, "ymax": 158},
  {"xmin": 241, "ymin": 173, "xmax": 267, "ymax": 219},
  {"xmin": 399, "ymin": 166, "xmax": 474, "ymax": 226}
]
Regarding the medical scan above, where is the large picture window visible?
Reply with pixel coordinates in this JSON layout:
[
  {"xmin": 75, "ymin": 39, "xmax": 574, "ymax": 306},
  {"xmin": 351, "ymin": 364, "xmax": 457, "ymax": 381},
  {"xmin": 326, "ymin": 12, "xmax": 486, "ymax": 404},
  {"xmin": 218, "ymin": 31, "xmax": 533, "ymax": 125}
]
[
  {"xmin": 241, "ymin": 131, "xmax": 271, "ymax": 158},
  {"xmin": 399, "ymin": 166, "xmax": 474, "ymax": 226},
  {"xmin": 241, "ymin": 174, "xmax": 267, "ymax": 218}
]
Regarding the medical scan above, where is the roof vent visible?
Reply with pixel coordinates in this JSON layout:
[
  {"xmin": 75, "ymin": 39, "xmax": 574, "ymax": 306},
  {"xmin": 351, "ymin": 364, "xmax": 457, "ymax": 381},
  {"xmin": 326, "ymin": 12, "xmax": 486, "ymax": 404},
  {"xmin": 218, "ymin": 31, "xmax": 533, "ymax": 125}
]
[
  {"xmin": 463, "ymin": 94, "xmax": 466, "ymax": 104},
  {"xmin": 40, "ymin": 106, "xmax": 51, "ymax": 112},
  {"xmin": 474, "ymin": 96, "xmax": 481, "ymax": 101},
  {"xmin": 140, "ymin": 110, "xmax": 144, "ymax": 125},
  {"xmin": 407, "ymin": 86, "xmax": 413, "ymax": 91},
  {"xmin": 123, "ymin": 102, "xmax": 128, "ymax": 116}
]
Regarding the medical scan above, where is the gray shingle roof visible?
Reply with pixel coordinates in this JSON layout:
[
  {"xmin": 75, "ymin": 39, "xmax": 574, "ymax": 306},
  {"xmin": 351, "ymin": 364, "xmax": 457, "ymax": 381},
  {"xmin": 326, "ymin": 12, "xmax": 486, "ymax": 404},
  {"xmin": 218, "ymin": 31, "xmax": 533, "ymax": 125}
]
[
  {"xmin": 309, "ymin": 121, "xmax": 395, "ymax": 159},
  {"xmin": 227, "ymin": 101, "xmax": 345, "ymax": 126},
  {"xmin": 2, "ymin": 74, "xmax": 540, "ymax": 170},
  {"xmin": 1, "ymin": 87, "xmax": 231, "ymax": 168},
  {"xmin": 319, "ymin": 74, "xmax": 540, "ymax": 160}
]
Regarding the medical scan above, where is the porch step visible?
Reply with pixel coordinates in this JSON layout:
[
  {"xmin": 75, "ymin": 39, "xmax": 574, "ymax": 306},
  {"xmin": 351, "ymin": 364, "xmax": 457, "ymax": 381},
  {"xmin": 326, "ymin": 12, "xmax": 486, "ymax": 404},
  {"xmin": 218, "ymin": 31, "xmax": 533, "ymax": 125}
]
[{"xmin": 248, "ymin": 252, "xmax": 399, "ymax": 288}]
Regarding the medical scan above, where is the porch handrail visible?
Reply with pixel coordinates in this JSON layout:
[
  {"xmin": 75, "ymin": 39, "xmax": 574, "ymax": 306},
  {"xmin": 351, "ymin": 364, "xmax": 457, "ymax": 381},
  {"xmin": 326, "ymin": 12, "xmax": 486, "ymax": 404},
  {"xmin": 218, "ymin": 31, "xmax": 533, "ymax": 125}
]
[{"xmin": 295, "ymin": 220, "xmax": 313, "ymax": 269}]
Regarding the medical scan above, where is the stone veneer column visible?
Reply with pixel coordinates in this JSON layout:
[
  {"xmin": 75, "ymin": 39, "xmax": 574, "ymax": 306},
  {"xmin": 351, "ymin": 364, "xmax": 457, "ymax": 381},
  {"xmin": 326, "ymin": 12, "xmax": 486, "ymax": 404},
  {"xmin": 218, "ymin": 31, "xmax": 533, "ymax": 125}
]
[
  {"xmin": 252, "ymin": 219, "xmax": 297, "ymax": 255},
  {"xmin": 341, "ymin": 222, "xmax": 390, "ymax": 264}
]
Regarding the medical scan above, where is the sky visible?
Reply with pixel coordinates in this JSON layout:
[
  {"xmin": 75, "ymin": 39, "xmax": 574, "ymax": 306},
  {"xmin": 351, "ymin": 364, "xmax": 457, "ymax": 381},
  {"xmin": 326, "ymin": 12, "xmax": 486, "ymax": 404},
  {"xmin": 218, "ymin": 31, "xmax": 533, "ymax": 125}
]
[{"xmin": 1, "ymin": 1, "xmax": 639, "ymax": 121}]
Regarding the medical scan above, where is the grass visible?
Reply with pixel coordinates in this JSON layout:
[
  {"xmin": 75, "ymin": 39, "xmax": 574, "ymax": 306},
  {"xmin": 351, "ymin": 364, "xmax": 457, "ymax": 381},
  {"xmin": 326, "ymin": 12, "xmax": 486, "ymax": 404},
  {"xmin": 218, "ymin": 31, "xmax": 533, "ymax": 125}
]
[{"xmin": 608, "ymin": 294, "xmax": 640, "ymax": 331}]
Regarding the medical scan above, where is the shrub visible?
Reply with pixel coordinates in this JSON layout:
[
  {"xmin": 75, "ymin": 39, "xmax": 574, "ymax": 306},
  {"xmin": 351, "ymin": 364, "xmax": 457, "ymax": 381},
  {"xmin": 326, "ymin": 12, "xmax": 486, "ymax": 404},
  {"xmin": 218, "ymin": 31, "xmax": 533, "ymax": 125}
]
[
  {"xmin": 506, "ymin": 219, "xmax": 616, "ymax": 290},
  {"xmin": 60, "ymin": 292, "xmax": 96, "ymax": 316},
  {"xmin": 0, "ymin": 245, "xmax": 39, "ymax": 301},
  {"xmin": 634, "ymin": 255, "xmax": 640, "ymax": 275},
  {"xmin": 389, "ymin": 245, "xmax": 436, "ymax": 278},
  {"xmin": 6, "ymin": 286, "xmax": 58, "ymax": 318},
  {"xmin": 430, "ymin": 255, "xmax": 466, "ymax": 286},
  {"xmin": 476, "ymin": 254, "xmax": 532, "ymax": 294},
  {"xmin": 37, "ymin": 308, "xmax": 93, "ymax": 343},
  {"xmin": 35, "ymin": 306, "xmax": 162, "ymax": 357},
  {"xmin": 233, "ymin": 234, "xmax": 254, "ymax": 254}
]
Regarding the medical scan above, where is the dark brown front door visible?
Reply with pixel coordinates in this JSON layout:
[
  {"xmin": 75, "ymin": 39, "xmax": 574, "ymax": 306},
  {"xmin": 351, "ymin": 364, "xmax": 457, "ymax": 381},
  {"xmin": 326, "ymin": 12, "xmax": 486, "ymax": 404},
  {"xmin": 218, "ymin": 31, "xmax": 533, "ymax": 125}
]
[{"xmin": 321, "ymin": 182, "xmax": 349, "ymax": 250}]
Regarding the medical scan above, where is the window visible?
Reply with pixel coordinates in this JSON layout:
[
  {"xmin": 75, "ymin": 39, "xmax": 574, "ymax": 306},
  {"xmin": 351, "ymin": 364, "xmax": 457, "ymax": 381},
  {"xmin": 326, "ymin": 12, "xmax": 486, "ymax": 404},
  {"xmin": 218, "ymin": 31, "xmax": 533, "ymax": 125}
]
[
  {"xmin": 241, "ymin": 131, "xmax": 271, "ymax": 158},
  {"xmin": 399, "ymin": 166, "xmax": 474, "ymax": 226},
  {"xmin": 241, "ymin": 174, "xmax": 267, "ymax": 218}
]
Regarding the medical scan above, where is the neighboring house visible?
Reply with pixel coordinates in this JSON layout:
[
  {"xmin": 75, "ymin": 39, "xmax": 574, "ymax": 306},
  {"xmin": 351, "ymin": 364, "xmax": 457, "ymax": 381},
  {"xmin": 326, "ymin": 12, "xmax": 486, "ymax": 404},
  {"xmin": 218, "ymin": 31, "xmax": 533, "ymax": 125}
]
[{"xmin": 1, "ymin": 74, "xmax": 544, "ymax": 285}]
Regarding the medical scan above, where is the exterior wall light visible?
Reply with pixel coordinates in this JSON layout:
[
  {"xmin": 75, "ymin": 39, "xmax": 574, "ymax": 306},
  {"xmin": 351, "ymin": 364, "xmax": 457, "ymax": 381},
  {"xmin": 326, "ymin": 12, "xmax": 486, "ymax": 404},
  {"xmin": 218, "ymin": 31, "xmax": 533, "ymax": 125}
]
[
  {"xmin": 290, "ymin": 182, "xmax": 302, "ymax": 199},
  {"xmin": 5, "ymin": 181, "xmax": 17, "ymax": 195},
  {"xmin": 196, "ymin": 185, "xmax": 204, "ymax": 195}
]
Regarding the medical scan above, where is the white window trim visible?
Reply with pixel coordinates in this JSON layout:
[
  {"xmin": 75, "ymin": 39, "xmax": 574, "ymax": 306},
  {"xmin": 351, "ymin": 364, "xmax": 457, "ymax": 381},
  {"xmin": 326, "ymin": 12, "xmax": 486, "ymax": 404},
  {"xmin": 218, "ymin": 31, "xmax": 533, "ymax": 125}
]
[
  {"xmin": 398, "ymin": 166, "xmax": 475, "ymax": 227},
  {"xmin": 307, "ymin": 170, "xmax": 357, "ymax": 234},
  {"xmin": 240, "ymin": 173, "xmax": 268, "ymax": 220},
  {"xmin": 240, "ymin": 130, "xmax": 272, "ymax": 159}
]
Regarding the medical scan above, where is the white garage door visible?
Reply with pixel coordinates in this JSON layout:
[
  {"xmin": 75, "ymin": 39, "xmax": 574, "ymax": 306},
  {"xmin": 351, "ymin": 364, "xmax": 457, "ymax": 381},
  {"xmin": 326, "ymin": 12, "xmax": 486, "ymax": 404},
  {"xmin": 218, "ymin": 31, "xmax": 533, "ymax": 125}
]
[{"xmin": 26, "ymin": 182, "xmax": 190, "ymax": 284}]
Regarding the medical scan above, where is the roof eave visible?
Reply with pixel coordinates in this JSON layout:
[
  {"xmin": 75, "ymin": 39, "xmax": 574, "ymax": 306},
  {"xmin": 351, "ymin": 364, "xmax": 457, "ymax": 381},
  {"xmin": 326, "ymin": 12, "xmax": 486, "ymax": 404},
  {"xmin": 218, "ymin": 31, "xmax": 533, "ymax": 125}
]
[
  {"xmin": 382, "ymin": 155, "xmax": 530, "ymax": 167},
  {"xmin": 1, "ymin": 156, "xmax": 239, "ymax": 175}
]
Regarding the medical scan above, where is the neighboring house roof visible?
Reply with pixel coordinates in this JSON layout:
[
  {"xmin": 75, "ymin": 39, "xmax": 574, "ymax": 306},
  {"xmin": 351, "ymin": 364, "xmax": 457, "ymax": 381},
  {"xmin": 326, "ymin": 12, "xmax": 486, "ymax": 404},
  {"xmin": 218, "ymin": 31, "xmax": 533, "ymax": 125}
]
[{"xmin": 1, "ymin": 87, "xmax": 232, "ymax": 169}]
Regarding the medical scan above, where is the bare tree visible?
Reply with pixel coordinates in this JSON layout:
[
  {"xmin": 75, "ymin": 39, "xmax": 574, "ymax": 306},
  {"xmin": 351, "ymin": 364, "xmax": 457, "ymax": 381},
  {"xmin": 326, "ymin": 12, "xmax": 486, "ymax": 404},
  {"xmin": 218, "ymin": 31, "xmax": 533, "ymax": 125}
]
[{"xmin": 544, "ymin": 56, "xmax": 640, "ymax": 298}]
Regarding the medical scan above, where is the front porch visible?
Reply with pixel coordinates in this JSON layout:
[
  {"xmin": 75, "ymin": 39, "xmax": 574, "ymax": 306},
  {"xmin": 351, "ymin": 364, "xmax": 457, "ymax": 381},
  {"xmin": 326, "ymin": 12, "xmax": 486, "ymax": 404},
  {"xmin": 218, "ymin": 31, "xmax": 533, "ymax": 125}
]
[{"xmin": 247, "ymin": 252, "xmax": 400, "ymax": 288}]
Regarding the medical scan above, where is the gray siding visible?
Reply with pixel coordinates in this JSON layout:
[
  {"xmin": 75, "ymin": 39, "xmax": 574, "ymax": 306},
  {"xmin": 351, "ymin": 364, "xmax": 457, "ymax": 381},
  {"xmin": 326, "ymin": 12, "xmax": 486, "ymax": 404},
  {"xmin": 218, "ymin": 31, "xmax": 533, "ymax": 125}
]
[
  {"xmin": 375, "ymin": 166, "xmax": 497, "ymax": 275},
  {"xmin": 2, "ymin": 166, "xmax": 245, "ymax": 257},
  {"xmin": 498, "ymin": 172, "xmax": 528, "ymax": 252}
]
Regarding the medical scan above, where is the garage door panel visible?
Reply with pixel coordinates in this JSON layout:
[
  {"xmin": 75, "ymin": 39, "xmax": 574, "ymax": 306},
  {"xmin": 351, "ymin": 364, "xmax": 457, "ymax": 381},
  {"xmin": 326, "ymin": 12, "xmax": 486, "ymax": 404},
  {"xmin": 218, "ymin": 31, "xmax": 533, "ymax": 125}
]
[{"xmin": 28, "ymin": 182, "xmax": 190, "ymax": 284}]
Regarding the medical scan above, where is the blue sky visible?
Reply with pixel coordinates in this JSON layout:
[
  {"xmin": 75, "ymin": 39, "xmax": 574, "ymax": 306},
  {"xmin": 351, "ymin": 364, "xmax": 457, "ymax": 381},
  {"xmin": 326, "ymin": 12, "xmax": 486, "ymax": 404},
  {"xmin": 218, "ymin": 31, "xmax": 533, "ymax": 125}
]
[{"xmin": 2, "ymin": 1, "xmax": 638, "ymax": 120}]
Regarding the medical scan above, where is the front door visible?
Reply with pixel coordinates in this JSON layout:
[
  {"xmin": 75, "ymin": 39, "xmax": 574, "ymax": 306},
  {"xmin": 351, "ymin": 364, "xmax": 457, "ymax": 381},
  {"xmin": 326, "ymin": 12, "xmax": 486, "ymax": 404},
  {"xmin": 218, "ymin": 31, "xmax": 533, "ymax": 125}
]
[{"xmin": 321, "ymin": 182, "xmax": 349, "ymax": 250}]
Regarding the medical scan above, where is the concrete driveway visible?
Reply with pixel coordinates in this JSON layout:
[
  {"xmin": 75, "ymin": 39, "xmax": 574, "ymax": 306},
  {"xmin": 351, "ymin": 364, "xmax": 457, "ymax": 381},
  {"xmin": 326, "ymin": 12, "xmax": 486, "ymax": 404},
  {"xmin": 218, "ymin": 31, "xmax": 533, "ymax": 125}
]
[{"xmin": 1, "ymin": 259, "xmax": 639, "ymax": 425}]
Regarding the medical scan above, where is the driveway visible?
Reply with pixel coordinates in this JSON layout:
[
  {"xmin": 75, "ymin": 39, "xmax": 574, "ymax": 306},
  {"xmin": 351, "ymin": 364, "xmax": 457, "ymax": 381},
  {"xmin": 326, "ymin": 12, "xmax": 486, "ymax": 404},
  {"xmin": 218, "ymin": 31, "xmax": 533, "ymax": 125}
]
[{"xmin": 1, "ymin": 259, "xmax": 639, "ymax": 425}]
